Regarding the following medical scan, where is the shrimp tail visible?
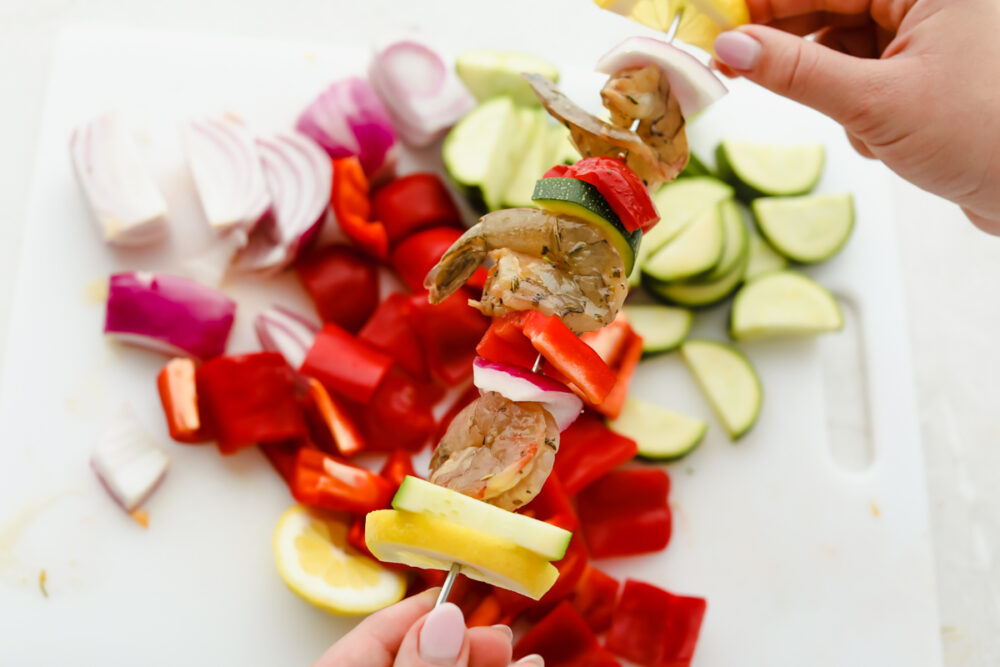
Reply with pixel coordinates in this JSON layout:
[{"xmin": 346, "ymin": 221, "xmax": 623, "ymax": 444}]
[{"xmin": 424, "ymin": 225, "xmax": 489, "ymax": 304}]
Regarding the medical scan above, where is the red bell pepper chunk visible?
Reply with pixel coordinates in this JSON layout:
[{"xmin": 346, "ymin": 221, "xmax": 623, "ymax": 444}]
[
  {"xmin": 592, "ymin": 329, "xmax": 643, "ymax": 419},
  {"xmin": 331, "ymin": 157, "xmax": 389, "ymax": 260},
  {"xmin": 379, "ymin": 449, "xmax": 418, "ymax": 491},
  {"xmin": 196, "ymin": 352, "xmax": 308, "ymax": 455},
  {"xmin": 156, "ymin": 358, "xmax": 211, "ymax": 443},
  {"xmin": 410, "ymin": 292, "xmax": 489, "ymax": 387},
  {"xmin": 260, "ymin": 439, "xmax": 318, "ymax": 486},
  {"xmin": 516, "ymin": 311, "xmax": 617, "ymax": 405},
  {"xmin": 353, "ymin": 368, "xmax": 440, "ymax": 452},
  {"xmin": 496, "ymin": 532, "xmax": 589, "ymax": 622},
  {"xmin": 513, "ymin": 601, "xmax": 621, "ymax": 667},
  {"xmin": 296, "ymin": 245, "xmax": 380, "ymax": 333},
  {"xmin": 580, "ymin": 313, "xmax": 633, "ymax": 369},
  {"xmin": 301, "ymin": 323, "xmax": 393, "ymax": 404},
  {"xmin": 570, "ymin": 566, "xmax": 619, "ymax": 634},
  {"xmin": 303, "ymin": 378, "xmax": 365, "ymax": 457},
  {"xmin": 371, "ymin": 173, "xmax": 462, "ymax": 244},
  {"xmin": 545, "ymin": 156, "xmax": 659, "ymax": 233},
  {"xmin": 606, "ymin": 580, "xmax": 707, "ymax": 667},
  {"xmin": 577, "ymin": 467, "xmax": 671, "ymax": 558},
  {"xmin": 358, "ymin": 293, "xmax": 427, "ymax": 380},
  {"xmin": 552, "ymin": 413, "xmax": 638, "ymax": 495},
  {"xmin": 390, "ymin": 227, "xmax": 487, "ymax": 294},
  {"xmin": 291, "ymin": 448, "xmax": 394, "ymax": 513},
  {"xmin": 519, "ymin": 474, "xmax": 578, "ymax": 532}
]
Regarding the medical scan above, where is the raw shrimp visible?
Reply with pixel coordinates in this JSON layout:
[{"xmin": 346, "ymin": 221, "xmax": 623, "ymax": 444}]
[
  {"xmin": 601, "ymin": 64, "xmax": 688, "ymax": 182},
  {"xmin": 423, "ymin": 208, "xmax": 627, "ymax": 333},
  {"xmin": 523, "ymin": 70, "xmax": 688, "ymax": 187},
  {"xmin": 429, "ymin": 391, "xmax": 559, "ymax": 511}
]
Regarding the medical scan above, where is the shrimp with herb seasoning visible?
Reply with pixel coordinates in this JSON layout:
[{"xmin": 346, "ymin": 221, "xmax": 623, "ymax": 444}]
[
  {"xmin": 424, "ymin": 208, "xmax": 627, "ymax": 333},
  {"xmin": 429, "ymin": 391, "xmax": 559, "ymax": 511},
  {"xmin": 523, "ymin": 68, "xmax": 688, "ymax": 187}
]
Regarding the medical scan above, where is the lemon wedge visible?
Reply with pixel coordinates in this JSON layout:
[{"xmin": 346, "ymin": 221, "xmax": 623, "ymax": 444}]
[
  {"xmin": 273, "ymin": 505, "xmax": 406, "ymax": 615},
  {"xmin": 366, "ymin": 509, "xmax": 560, "ymax": 600}
]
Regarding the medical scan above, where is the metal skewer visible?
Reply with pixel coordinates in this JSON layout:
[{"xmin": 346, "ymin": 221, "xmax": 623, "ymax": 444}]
[
  {"xmin": 434, "ymin": 10, "xmax": 684, "ymax": 609},
  {"xmin": 433, "ymin": 352, "xmax": 545, "ymax": 608}
]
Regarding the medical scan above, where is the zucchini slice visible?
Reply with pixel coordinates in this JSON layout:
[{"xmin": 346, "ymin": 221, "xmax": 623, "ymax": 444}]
[
  {"xmin": 442, "ymin": 97, "xmax": 519, "ymax": 212},
  {"xmin": 609, "ymin": 397, "xmax": 707, "ymax": 461},
  {"xmin": 730, "ymin": 270, "xmax": 843, "ymax": 340},
  {"xmin": 392, "ymin": 476, "xmax": 571, "ymax": 560},
  {"xmin": 642, "ymin": 204, "xmax": 725, "ymax": 282},
  {"xmin": 532, "ymin": 177, "xmax": 642, "ymax": 274},
  {"xmin": 752, "ymin": 193, "xmax": 855, "ymax": 263},
  {"xmin": 624, "ymin": 304, "xmax": 693, "ymax": 354},
  {"xmin": 745, "ymin": 225, "xmax": 788, "ymax": 280},
  {"xmin": 716, "ymin": 139, "xmax": 825, "ymax": 200},
  {"xmin": 680, "ymin": 339, "xmax": 762, "ymax": 440},
  {"xmin": 455, "ymin": 51, "xmax": 559, "ymax": 106},
  {"xmin": 645, "ymin": 250, "xmax": 747, "ymax": 308},
  {"xmin": 704, "ymin": 199, "xmax": 749, "ymax": 281},
  {"xmin": 633, "ymin": 177, "xmax": 734, "ymax": 286},
  {"xmin": 501, "ymin": 108, "xmax": 550, "ymax": 208}
]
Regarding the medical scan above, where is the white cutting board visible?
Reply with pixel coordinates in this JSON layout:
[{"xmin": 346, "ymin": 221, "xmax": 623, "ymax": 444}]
[{"xmin": 0, "ymin": 5, "xmax": 943, "ymax": 665}]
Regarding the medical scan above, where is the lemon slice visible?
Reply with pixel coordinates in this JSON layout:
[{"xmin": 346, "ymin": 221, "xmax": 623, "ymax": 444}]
[
  {"xmin": 273, "ymin": 505, "xmax": 406, "ymax": 615},
  {"xmin": 594, "ymin": 0, "xmax": 750, "ymax": 54},
  {"xmin": 366, "ymin": 509, "xmax": 560, "ymax": 600}
]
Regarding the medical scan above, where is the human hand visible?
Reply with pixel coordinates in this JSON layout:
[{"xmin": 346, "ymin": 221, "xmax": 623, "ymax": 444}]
[
  {"xmin": 312, "ymin": 587, "xmax": 543, "ymax": 667},
  {"xmin": 712, "ymin": 0, "xmax": 1000, "ymax": 234}
]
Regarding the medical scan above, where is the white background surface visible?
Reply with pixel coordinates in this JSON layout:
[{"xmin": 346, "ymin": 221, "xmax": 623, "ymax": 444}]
[{"xmin": 0, "ymin": 1, "xmax": 997, "ymax": 665}]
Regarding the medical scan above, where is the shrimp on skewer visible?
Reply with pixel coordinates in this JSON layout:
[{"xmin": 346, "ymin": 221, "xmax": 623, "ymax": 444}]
[
  {"xmin": 601, "ymin": 63, "xmax": 688, "ymax": 182},
  {"xmin": 523, "ymin": 68, "xmax": 688, "ymax": 187},
  {"xmin": 424, "ymin": 208, "xmax": 627, "ymax": 333},
  {"xmin": 429, "ymin": 391, "xmax": 559, "ymax": 511}
]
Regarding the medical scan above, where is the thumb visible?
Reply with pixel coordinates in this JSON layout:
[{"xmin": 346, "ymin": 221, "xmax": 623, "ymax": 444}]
[
  {"xmin": 394, "ymin": 602, "xmax": 470, "ymax": 667},
  {"xmin": 714, "ymin": 25, "xmax": 885, "ymax": 129}
]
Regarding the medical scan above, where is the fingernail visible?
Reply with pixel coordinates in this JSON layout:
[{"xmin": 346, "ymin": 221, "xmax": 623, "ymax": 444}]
[
  {"xmin": 715, "ymin": 30, "xmax": 762, "ymax": 71},
  {"xmin": 419, "ymin": 602, "xmax": 465, "ymax": 663},
  {"xmin": 515, "ymin": 655, "xmax": 545, "ymax": 667},
  {"xmin": 491, "ymin": 624, "xmax": 514, "ymax": 642}
]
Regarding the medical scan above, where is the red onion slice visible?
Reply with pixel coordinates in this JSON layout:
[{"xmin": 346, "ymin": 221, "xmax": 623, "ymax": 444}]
[
  {"xmin": 296, "ymin": 77, "xmax": 398, "ymax": 181},
  {"xmin": 595, "ymin": 36, "xmax": 728, "ymax": 118},
  {"xmin": 254, "ymin": 305, "xmax": 320, "ymax": 370},
  {"xmin": 181, "ymin": 114, "xmax": 271, "ymax": 239},
  {"xmin": 68, "ymin": 110, "xmax": 168, "ymax": 246},
  {"xmin": 369, "ymin": 38, "xmax": 475, "ymax": 147},
  {"xmin": 233, "ymin": 131, "xmax": 332, "ymax": 273},
  {"xmin": 472, "ymin": 357, "xmax": 583, "ymax": 431},
  {"xmin": 91, "ymin": 408, "xmax": 170, "ymax": 512},
  {"xmin": 104, "ymin": 272, "xmax": 236, "ymax": 360}
]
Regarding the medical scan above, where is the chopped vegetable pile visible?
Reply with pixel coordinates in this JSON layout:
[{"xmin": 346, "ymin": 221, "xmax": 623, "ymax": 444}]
[{"xmin": 74, "ymin": 24, "xmax": 856, "ymax": 667}]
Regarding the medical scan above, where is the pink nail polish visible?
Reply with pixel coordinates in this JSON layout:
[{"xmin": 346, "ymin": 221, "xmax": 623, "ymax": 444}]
[
  {"xmin": 515, "ymin": 654, "xmax": 545, "ymax": 666},
  {"xmin": 419, "ymin": 602, "xmax": 465, "ymax": 662},
  {"xmin": 715, "ymin": 31, "xmax": 762, "ymax": 71}
]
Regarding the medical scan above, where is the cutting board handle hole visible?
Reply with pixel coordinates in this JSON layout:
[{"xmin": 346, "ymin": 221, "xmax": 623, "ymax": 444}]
[{"xmin": 821, "ymin": 296, "xmax": 875, "ymax": 473}]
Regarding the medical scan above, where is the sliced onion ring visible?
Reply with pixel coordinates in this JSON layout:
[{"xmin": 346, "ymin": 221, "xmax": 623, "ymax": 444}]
[
  {"xmin": 369, "ymin": 37, "xmax": 475, "ymax": 147},
  {"xmin": 595, "ymin": 36, "xmax": 727, "ymax": 118},
  {"xmin": 69, "ymin": 110, "xmax": 168, "ymax": 246},
  {"xmin": 233, "ymin": 131, "xmax": 332, "ymax": 273},
  {"xmin": 91, "ymin": 408, "xmax": 170, "ymax": 512},
  {"xmin": 296, "ymin": 77, "xmax": 398, "ymax": 182},
  {"xmin": 181, "ymin": 114, "xmax": 271, "ymax": 238},
  {"xmin": 254, "ymin": 305, "xmax": 320, "ymax": 371},
  {"xmin": 104, "ymin": 271, "xmax": 236, "ymax": 360},
  {"xmin": 472, "ymin": 357, "xmax": 583, "ymax": 431}
]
